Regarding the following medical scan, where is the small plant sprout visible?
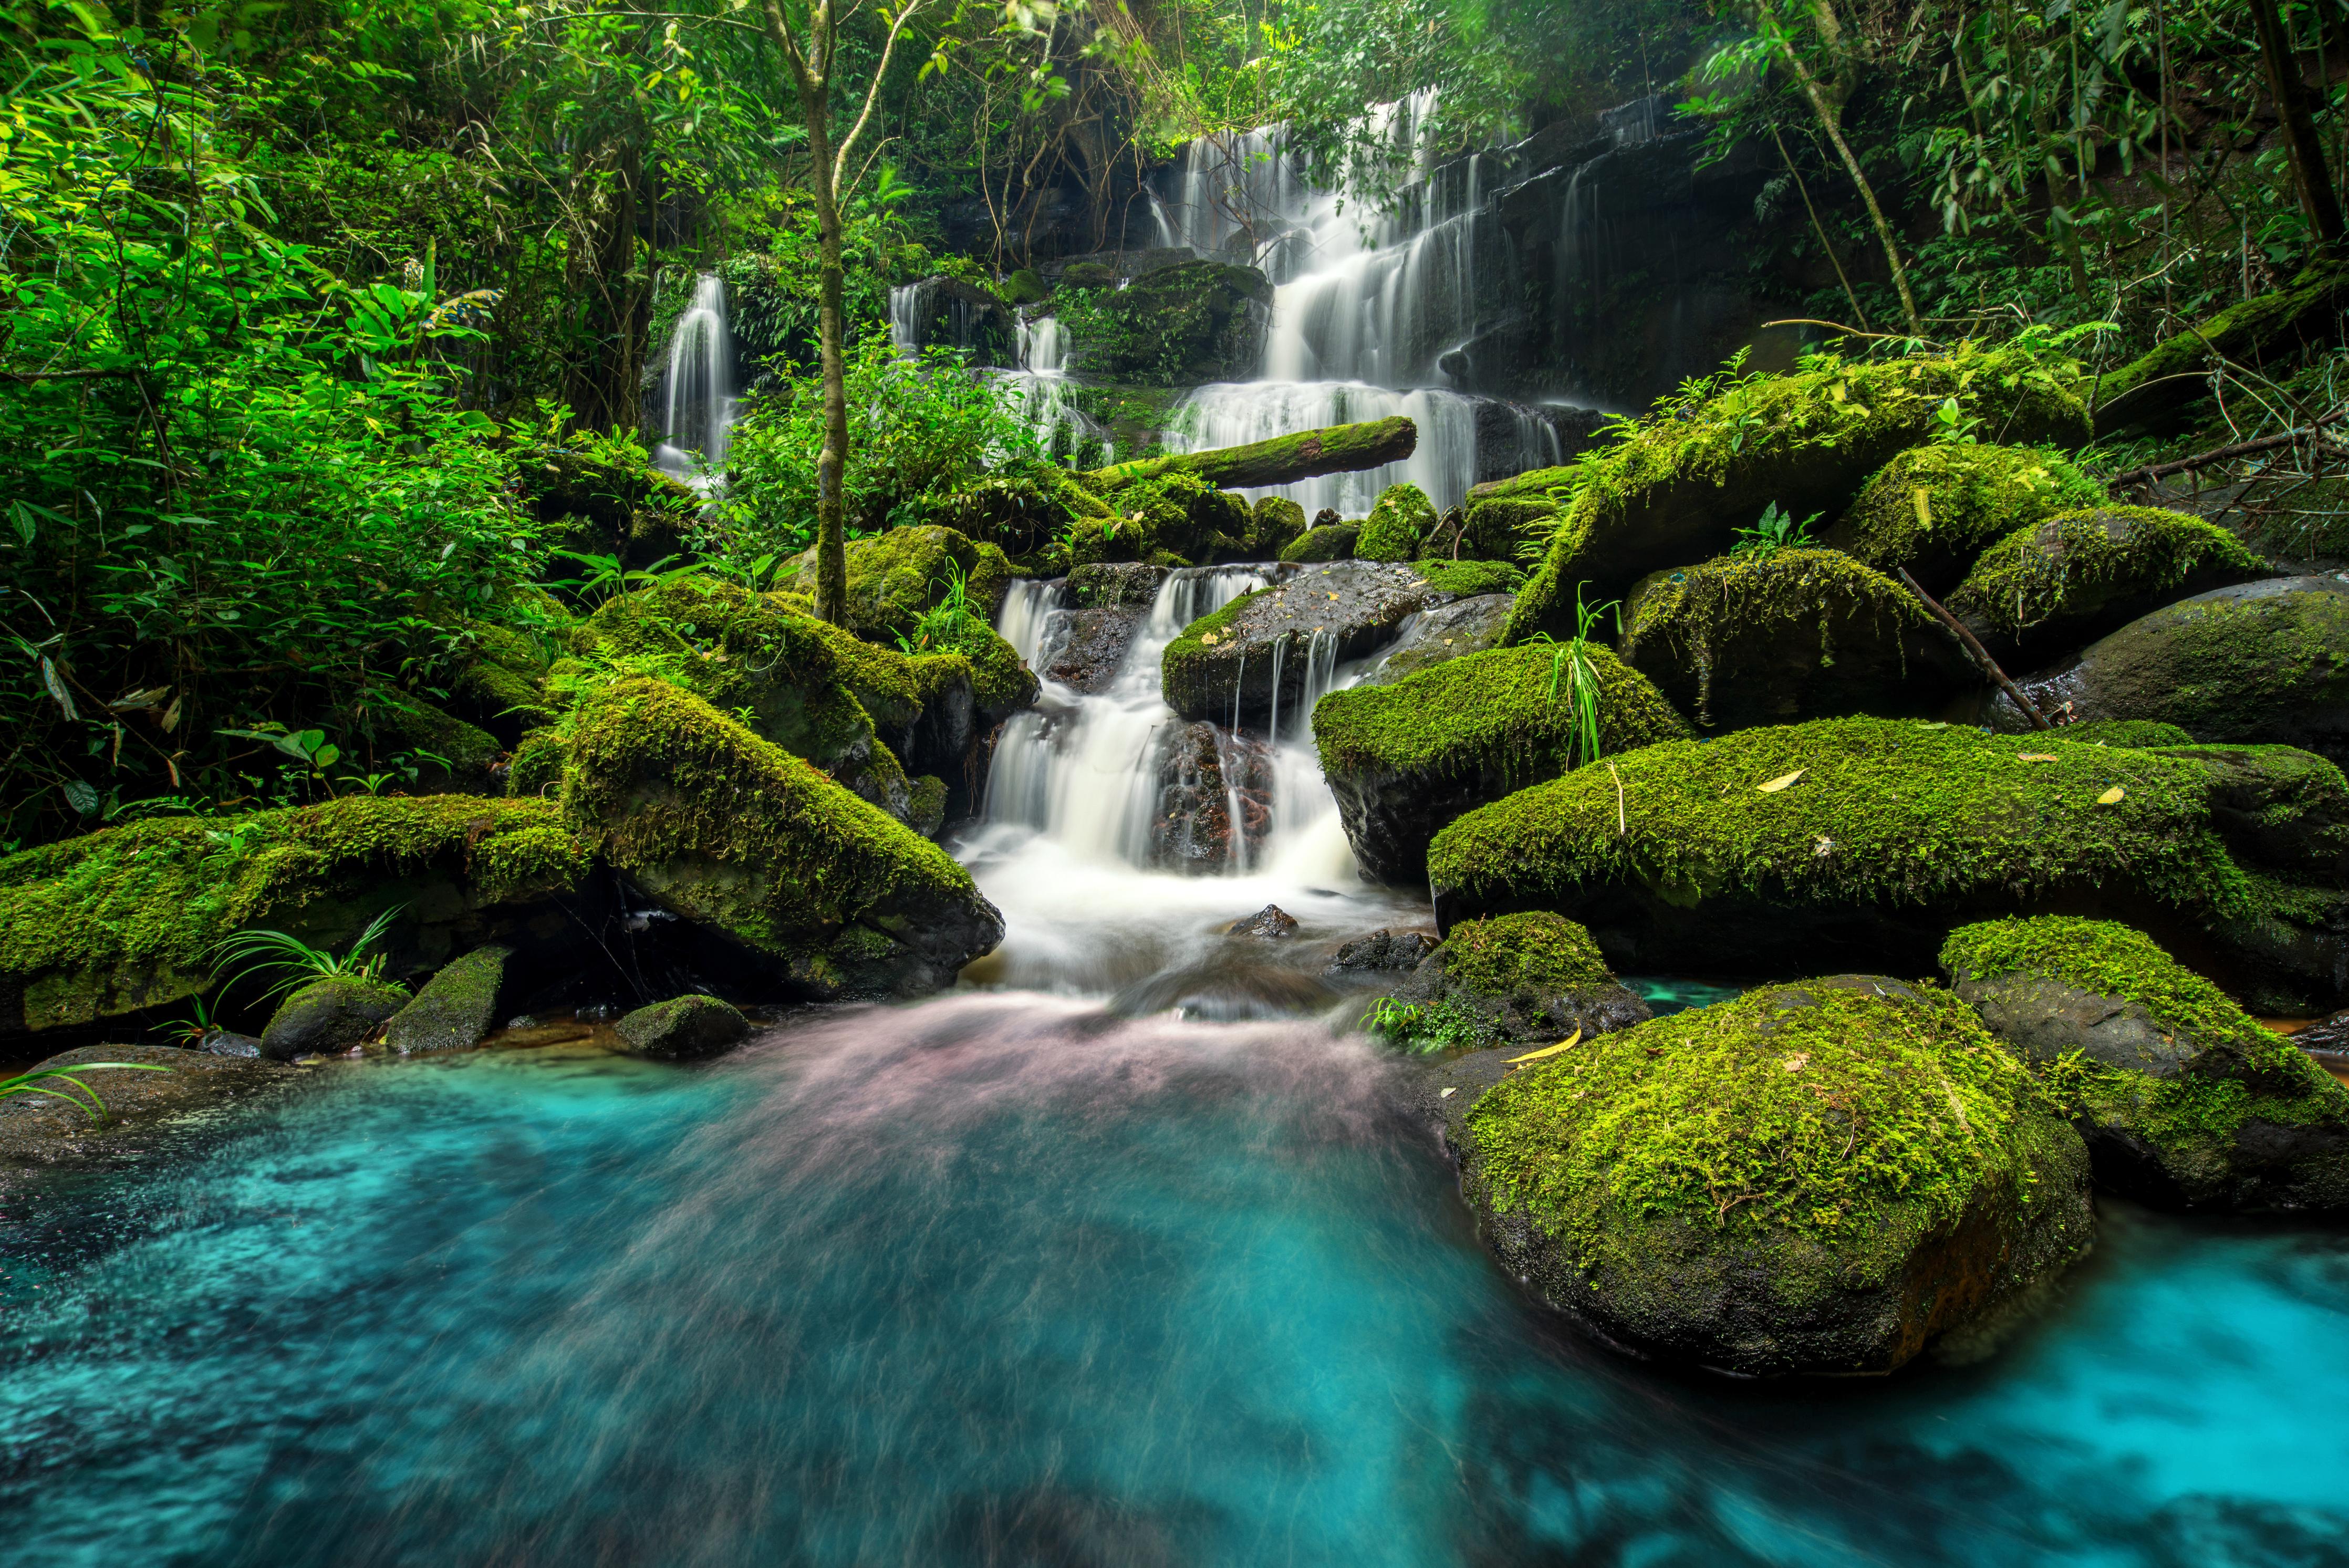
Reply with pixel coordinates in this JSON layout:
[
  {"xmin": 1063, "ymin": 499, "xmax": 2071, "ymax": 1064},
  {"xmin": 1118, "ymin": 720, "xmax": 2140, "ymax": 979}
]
[
  {"xmin": 212, "ymin": 905, "xmax": 409, "ymax": 1003},
  {"xmin": 1526, "ymin": 582, "xmax": 1624, "ymax": 770},
  {"xmin": 1730, "ymin": 502, "xmax": 1822, "ymax": 560},
  {"xmin": 2, "ymin": 1061, "xmax": 171, "ymax": 1123}
]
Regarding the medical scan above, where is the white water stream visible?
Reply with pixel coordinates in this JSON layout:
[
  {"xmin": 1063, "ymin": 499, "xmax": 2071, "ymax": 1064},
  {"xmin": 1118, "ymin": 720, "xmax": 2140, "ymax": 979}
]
[{"xmin": 651, "ymin": 272, "xmax": 736, "ymax": 488}]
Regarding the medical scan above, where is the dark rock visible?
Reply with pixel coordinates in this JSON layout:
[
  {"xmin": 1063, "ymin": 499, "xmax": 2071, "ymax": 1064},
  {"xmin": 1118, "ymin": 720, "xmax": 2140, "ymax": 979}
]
[
  {"xmin": 1326, "ymin": 928, "xmax": 1439, "ymax": 974},
  {"xmin": 1161, "ymin": 560, "xmax": 1446, "ymax": 723},
  {"xmin": 0, "ymin": 1044, "xmax": 295, "ymax": 1165},
  {"xmin": 1150, "ymin": 723, "xmax": 1271, "ymax": 873},
  {"xmin": 259, "ymin": 976, "xmax": 408, "ymax": 1061},
  {"xmin": 1368, "ymin": 912, "xmax": 1649, "ymax": 1053},
  {"xmin": 195, "ymin": 1029, "xmax": 262, "ymax": 1058},
  {"xmin": 1225, "ymin": 905, "xmax": 1299, "ymax": 939},
  {"xmin": 1312, "ymin": 508, "xmax": 1342, "ymax": 529},
  {"xmin": 1356, "ymin": 595, "xmax": 1515, "ymax": 687},
  {"xmin": 1066, "ymin": 561, "xmax": 1168, "ymax": 609},
  {"xmin": 2299, "ymin": 1009, "xmax": 2349, "ymax": 1052},
  {"xmin": 616, "ymin": 993, "xmax": 753, "ymax": 1061},
  {"xmin": 384, "ymin": 944, "xmax": 516, "ymax": 1055},
  {"xmin": 1043, "ymin": 607, "xmax": 1149, "ymax": 694},
  {"xmin": 1997, "ymin": 575, "xmax": 2349, "ymax": 764}
]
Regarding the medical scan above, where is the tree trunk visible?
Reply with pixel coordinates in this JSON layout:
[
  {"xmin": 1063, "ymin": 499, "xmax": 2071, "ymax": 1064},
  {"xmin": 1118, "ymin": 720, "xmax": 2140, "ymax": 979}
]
[
  {"xmin": 803, "ymin": 95, "xmax": 852, "ymax": 626},
  {"xmin": 2248, "ymin": 0, "xmax": 2347, "ymax": 248},
  {"xmin": 1084, "ymin": 416, "xmax": 1418, "ymax": 491},
  {"xmin": 1776, "ymin": 38, "xmax": 1922, "ymax": 333}
]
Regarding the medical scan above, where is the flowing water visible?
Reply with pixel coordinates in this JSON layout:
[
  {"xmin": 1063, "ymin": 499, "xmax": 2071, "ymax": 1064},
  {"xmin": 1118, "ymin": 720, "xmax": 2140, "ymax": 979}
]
[{"xmin": 652, "ymin": 272, "xmax": 736, "ymax": 488}]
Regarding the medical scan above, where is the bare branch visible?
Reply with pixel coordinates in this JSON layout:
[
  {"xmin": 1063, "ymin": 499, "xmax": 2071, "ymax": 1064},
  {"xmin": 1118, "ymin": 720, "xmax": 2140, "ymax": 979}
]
[{"xmin": 832, "ymin": 0, "xmax": 929, "ymax": 190}]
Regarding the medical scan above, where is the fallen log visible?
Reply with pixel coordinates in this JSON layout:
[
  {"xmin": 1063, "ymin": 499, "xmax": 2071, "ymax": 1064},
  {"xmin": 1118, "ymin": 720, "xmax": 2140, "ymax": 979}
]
[
  {"xmin": 2094, "ymin": 261, "xmax": 2349, "ymax": 435},
  {"xmin": 1084, "ymin": 416, "xmax": 1417, "ymax": 493}
]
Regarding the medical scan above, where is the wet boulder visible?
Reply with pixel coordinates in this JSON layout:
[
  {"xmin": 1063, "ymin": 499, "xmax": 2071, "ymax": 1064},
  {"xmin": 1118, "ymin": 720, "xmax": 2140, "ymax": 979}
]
[
  {"xmin": 0, "ymin": 1045, "xmax": 295, "ymax": 1165},
  {"xmin": 1500, "ymin": 344, "xmax": 2093, "ymax": 642},
  {"xmin": 261, "ymin": 975, "xmax": 409, "ymax": 1060},
  {"xmin": 1826, "ymin": 443, "xmax": 2107, "ymax": 593},
  {"xmin": 1997, "ymin": 575, "xmax": 2349, "ymax": 765},
  {"xmin": 1427, "ymin": 717, "xmax": 2254, "ymax": 978},
  {"xmin": 1225, "ymin": 905, "xmax": 1300, "ymax": 939},
  {"xmin": 562, "ymin": 676, "xmax": 1003, "ymax": 1000},
  {"xmin": 1457, "ymin": 974, "xmax": 2093, "ymax": 1375},
  {"xmin": 1314, "ymin": 642, "xmax": 1689, "ymax": 885},
  {"xmin": 1073, "ymin": 261, "xmax": 1271, "ymax": 383},
  {"xmin": 1150, "ymin": 722, "xmax": 1271, "ymax": 873},
  {"xmin": 1619, "ymin": 549, "xmax": 1965, "ymax": 730},
  {"xmin": 1249, "ymin": 496, "xmax": 1307, "ymax": 559},
  {"xmin": 1356, "ymin": 482, "xmax": 1439, "ymax": 563},
  {"xmin": 1367, "ymin": 912, "xmax": 1649, "ymax": 1053},
  {"xmin": 1356, "ymin": 595, "xmax": 1516, "ymax": 687},
  {"xmin": 1948, "ymin": 506, "xmax": 2270, "ymax": 666},
  {"xmin": 384, "ymin": 944, "xmax": 517, "ymax": 1055},
  {"xmin": 1326, "ymin": 928, "xmax": 1438, "ymax": 975},
  {"xmin": 1280, "ymin": 523, "xmax": 1359, "ymax": 563},
  {"xmin": 616, "ymin": 993, "xmax": 753, "ymax": 1061},
  {"xmin": 1944, "ymin": 917, "xmax": 2349, "ymax": 1210},
  {"xmin": 1160, "ymin": 560, "xmax": 1444, "ymax": 723},
  {"xmin": 0, "ymin": 795, "xmax": 592, "ymax": 1042}
]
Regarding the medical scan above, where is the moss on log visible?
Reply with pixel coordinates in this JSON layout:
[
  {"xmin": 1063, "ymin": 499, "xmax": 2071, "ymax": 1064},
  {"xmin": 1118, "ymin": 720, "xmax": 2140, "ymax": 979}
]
[{"xmin": 1084, "ymin": 416, "xmax": 1417, "ymax": 493}]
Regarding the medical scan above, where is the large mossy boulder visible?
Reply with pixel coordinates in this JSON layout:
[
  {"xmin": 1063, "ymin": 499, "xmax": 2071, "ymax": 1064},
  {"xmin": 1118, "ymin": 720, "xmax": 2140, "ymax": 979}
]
[
  {"xmin": 1369, "ymin": 912, "xmax": 1650, "ymax": 1053},
  {"xmin": 1426, "ymin": 717, "xmax": 2250, "ymax": 977},
  {"xmin": 1074, "ymin": 261, "xmax": 1271, "ymax": 382},
  {"xmin": 1089, "ymin": 469, "xmax": 1254, "ymax": 565},
  {"xmin": 1499, "ymin": 345, "xmax": 2094, "ymax": 643},
  {"xmin": 1458, "ymin": 974, "xmax": 2093, "ymax": 1375},
  {"xmin": 1356, "ymin": 483, "xmax": 1439, "ymax": 563},
  {"xmin": 1161, "ymin": 560, "xmax": 1448, "ymax": 724},
  {"xmin": 1315, "ymin": 643, "xmax": 1690, "ymax": 884},
  {"xmin": 1618, "ymin": 549, "xmax": 1961, "ymax": 730},
  {"xmin": 362, "ymin": 693, "xmax": 505, "ymax": 793},
  {"xmin": 0, "ymin": 796, "xmax": 591, "ymax": 1040},
  {"xmin": 1944, "ymin": 917, "xmax": 2349, "ymax": 1210},
  {"xmin": 259, "ymin": 975, "xmax": 408, "ymax": 1061},
  {"xmin": 560, "ymin": 676, "xmax": 1002, "ymax": 999},
  {"xmin": 446, "ymin": 616, "xmax": 560, "ymax": 743},
  {"xmin": 2000, "ymin": 575, "xmax": 2349, "ymax": 764},
  {"xmin": 1947, "ymin": 506, "xmax": 2270, "ymax": 664},
  {"xmin": 1280, "ymin": 522, "xmax": 1359, "ymax": 563},
  {"xmin": 1826, "ymin": 443, "xmax": 2107, "ymax": 591},
  {"xmin": 781, "ymin": 525, "xmax": 1016, "ymax": 641}
]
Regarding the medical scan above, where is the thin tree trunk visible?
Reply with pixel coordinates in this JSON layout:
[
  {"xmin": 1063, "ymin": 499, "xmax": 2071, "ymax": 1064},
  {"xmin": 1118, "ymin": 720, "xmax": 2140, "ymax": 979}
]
[
  {"xmin": 1771, "ymin": 123, "xmax": 1870, "ymax": 328},
  {"xmin": 804, "ymin": 95, "xmax": 851, "ymax": 626},
  {"xmin": 2248, "ymin": 0, "xmax": 2347, "ymax": 247},
  {"xmin": 1776, "ymin": 38, "xmax": 1922, "ymax": 332}
]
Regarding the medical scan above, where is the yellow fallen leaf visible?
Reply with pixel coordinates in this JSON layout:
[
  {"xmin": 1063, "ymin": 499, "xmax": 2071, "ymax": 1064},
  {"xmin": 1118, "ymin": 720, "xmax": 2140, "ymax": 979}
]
[
  {"xmin": 1756, "ymin": 769, "xmax": 1804, "ymax": 793},
  {"xmin": 1506, "ymin": 1029, "xmax": 1583, "ymax": 1065},
  {"xmin": 2017, "ymin": 753, "xmax": 2059, "ymax": 762},
  {"xmin": 1328, "ymin": 591, "xmax": 1339, "ymax": 600},
  {"xmin": 2097, "ymin": 785, "xmax": 2126, "ymax": 804},
  {"xmin": 1911, "ymin": 486, "xmax": 1931, "ymax": 531},
  {"xmin": 1782, "ymin": 1052, "xmax": 1810, "ymax": 1073}
]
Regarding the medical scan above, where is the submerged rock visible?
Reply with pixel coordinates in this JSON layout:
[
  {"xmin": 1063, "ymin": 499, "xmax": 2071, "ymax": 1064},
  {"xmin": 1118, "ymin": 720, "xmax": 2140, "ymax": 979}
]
[
  {"xmin": 616, "ymin": 993, "xmax": 753, "ymax": 1060},
  {"xmin": 261, "ymin": 975, "xmax": 409, "ymax": 1060},
  {"xmin": 1948, "ymin": 506, "xmax": 2270, "ymax": 664},
  {"xmin": 1944, "ymin": 917, "xmax": 2349, "ymax": 1210},
  {"xmin": 1314, "ymin": 642, "xmax": 1688, "ymax": 885},
  {"xmin": 384, "ymin": 944, "xmax": 516, "ymax": 1055},
  {"xmin": 1827, "ymin": 443, "xmax": 2108, "ymax": 593},
  {"xmin": 563, "ymin": 676, "xmax": 1003, "ymax": 1000},
  {"xmin": 1456, "ymin": 975, "xmax": 2094, "ymax": 1375},
  {"xmin": 0, "ymin": 1044, "xmax": 295, "ymax": 1165},
  {"xmin": 1161, "ymin": 560, "xmax": 1450, "ymax": 724},
  {"xmin": 1368, "ymin": 912, "xmax": 1649, "ymax": 1053},
  {"xmin": 1225, "ymin": 904, "xmax": 1299, "ymax": 939},
  {"xmin": 1998, "ymin": 575, "xmax": 2349, "ymax": 764},
  {"xmin": 1619, "ymin": 549, "xmax": 1962, "ymax": 730}
]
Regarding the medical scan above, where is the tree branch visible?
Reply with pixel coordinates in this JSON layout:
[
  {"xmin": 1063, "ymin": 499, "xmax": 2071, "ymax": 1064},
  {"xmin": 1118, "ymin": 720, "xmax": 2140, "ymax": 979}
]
[{"xmin": 831, "ymin": 0, "xmax": 927, "ymax": 189}]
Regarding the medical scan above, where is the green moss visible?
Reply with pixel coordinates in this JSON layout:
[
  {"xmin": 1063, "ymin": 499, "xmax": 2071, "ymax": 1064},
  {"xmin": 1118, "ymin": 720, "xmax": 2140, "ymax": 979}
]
[
  {"xmin": 1619, "ymin": 548, "xmax": 1928, "ymax": 728},
  {"xmin": 1249, "ymin": 495, "xmax": 1306, "ymax": 558},
  {"xmin": 1438, "ymin": 911, "xmax": 1614, "ymax": 996},
  {"xmin": 1357, "ymin": 483, "xmax": 1437, "ymax": 562},
  {"xmin": 1314, "ymin": 641, "xmax": 1689, "ymax": 782},
  {"xmin": 505, "ymin": 729, "xmax": 567, "ymax": 799},
  {"xmin": 1829, "ymin": 444, "xmax": 2106, "ymax": 583},
  {"xmin": 1428, "ymin": 716, "xmax": 2247, "ymax": 921},
  {"xmin": 1004, "ymin": 267, "xmax": 1049, "ymax": 306},
  {"xmin": 1411, "ymin": 558, "xmax": 1525, "ymax": 596},
  {"xmin": 1280, "ymin": 523, "xmax": 1358, "ymax": 563},
  {"xmin": 1070, "ymin": 261, "xmax": 1272, "ymax": 383},
  {"xmin": 1944, "ymin": 916, "xmax": 2272, "ymax": 1054},
  {"xmin": 1090, "ymin": 469, "xmax": 1250, "ymax": 563},
  {"xmin": 0, "ymin": 796, "xmax": 589, "ymax": 1031},
  {"xmin": 1159, "ymin": 585, "xmax": 1268, "ymax": 694},
  {"xmin": 781, "ymin": 525, "xmax": 1015, "ymax": 638},
  {"xmin": 1460, "ymin": 495, "xmax": 1565, "ymax": 562},
  {"xmin": 364, "ymin": 694, "xmax": 503, "ymax": 784},
  {"xmin": 2059, "ymin": 720, "xmax": 2195, "ymax": 747},
  {"xmin": 1467, "ymin": 980, "xmax": 2055, "ymax": 1269},
  {"xmin": 1948, "ymin": 506, "xmax": 2269, "ymax": 641},
  {"xmin": 926, "ymin": 619, "xmax": 1035, "ymax": 714},
  {"xmin": 2095, "ymin": 262, "xmax": 2349, "ymax": 424},
  {"xmin": 1503, "ymin": 344, "xmax": 2094, "ymax": 645},
  {"xmin": 449, "ymin": 619, "xmax": 557, "ymax": 734},
  {"xmin": 558, "ymin": 675, "xmax": 992, "ymax": 970}
]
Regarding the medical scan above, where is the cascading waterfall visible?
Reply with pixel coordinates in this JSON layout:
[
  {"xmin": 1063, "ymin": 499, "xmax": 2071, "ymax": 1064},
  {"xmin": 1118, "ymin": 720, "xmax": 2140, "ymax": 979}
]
[
  {"xmin": 651, "ymin": 273, "xmax": 736, "ymax": 487},
  {"xmin": 996, "ymin": 314, "xmax": 1112, "ymax": 465}
]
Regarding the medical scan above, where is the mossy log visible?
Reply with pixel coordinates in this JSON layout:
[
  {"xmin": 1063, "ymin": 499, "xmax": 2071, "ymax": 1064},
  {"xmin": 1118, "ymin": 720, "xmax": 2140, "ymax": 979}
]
[
  {"xmin": 1084, "ymin": 416, "xmax": 1417, "ymax": 493},
  {"xmin": 2094, "ymin": 262, "xmax": 2349, "ymax": 434}
]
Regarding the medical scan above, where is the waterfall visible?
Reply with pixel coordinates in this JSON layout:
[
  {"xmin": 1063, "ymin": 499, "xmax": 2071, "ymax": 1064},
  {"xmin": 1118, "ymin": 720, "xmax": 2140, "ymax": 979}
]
[
  {"xmin": 1151, "ymin": 89, "xmax": 1510, "ymax": 513},
  {"xmin": 993, "ymin": 313, "xmax": 1111, "ymax": 465},
  {"xmin": 888, "ymin": 282, "xmax": 921, "ymax": 356},
  {"xmin": 652, "ymin": 273, "xmax": 735, "ymax": 487}
]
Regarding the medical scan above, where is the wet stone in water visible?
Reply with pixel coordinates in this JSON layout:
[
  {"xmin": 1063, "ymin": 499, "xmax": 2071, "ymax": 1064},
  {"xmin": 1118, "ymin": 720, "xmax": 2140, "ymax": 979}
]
[{"xmin": 1225, "ymin": 905, "xmax": 1300, "ymax": 939}]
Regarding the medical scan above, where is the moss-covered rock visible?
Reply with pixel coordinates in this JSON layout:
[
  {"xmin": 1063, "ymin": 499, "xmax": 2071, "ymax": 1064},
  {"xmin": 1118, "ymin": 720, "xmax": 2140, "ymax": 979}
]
[
  {"xmin": 1357, "ymin": 594, "xmax": 1515, "ymax": 687},
  {"xmin": 1409, "ymin": 558, "xmax": 1525, "ymax": 596},
  {"xmin": 1161, "ymin": 561, "xmax": 1447, "ymax": 724},
  {"xmin": 1827, "ymin": 444, "xmax": 2107, "ymax": 591},
  {"xmin": 447, "ymin": 619, "xmax": 559, "ymax": 742},
  {"xmin": 1249, "ymin": 495, "xmax": 1307, "ymax": 559},
  {"xmin": 560, "ymin": 676, "xmax": 1001, "ymax": 999},
  {"xmin": 1368, "ymin": 912, "xmax": 1650, "ymax": 1053},
  {"xmin": 781, "ymin": 525, "xmax": 1015, "ymax": 641},
  {"xmin": 506, "ymin": 729, "xmax": 567, "ymax": 799},
  {"xmin": 1949, "ymin": 506, "xmax": 2270, "ymax": 662},
  {"xmin": 2094, "ymin": 261, "xmax": 2349, "ymax": 433},
  {"xmin": 1003, "ymin": 268, "xmax": 1049, "ymax": 306},
  {"xmin": 616, "ymin": 993, "xmax": 753, "ymax": 1060},
  {"xmin": 259, "ymin": 975, "xmax": 409, "ymax": 1061},
  {"xmin": 1356, "ymin": 483, "xmax": 1438, "ymax": 563},
  {"xmin": 1458, "ymin": 974, "xmax": 2093, "ymax": 1375},
  {"xmin": 2002, "ymin": 575, "xmax": 2349, "ymax": 764},
  {"xmin": 1943, "ymin": 917, "xmax": 2349, "ymax": 1210},
  {"xmin": 1074, "ymin": 260, "xmax": 1271, "ymax": 382},
  {"xmin": 362, "ymin": 693, "xmax": 505, "ymax": 792},
  {"xmin": 0, "ymin": 796, "xmax": 591, "ymax": 1038},
  {"xmin": 1619, "ymin": 549, "xmax": 1961, "ymax": 730},
  {"xmin": 2059, "ymin": 719, "xmax": 2195, "ymax": 747},
  {"xmin": 384, "ymin": 944, "xmax": 515, "ymax": 1055},
  {"xmin": 1316, "ymin": 642, "xmax": 1690, "ymax": 884},
  {"xmin": 1501, "ymin": 345, "xmax": 2094, "ymax": 643},
  {"xmin": 1090, "ymin": 469, "xmax": 1253, "ymax": 565},
  {"xmin": 1280, "ymin": 522, "xmax": 1359, "ymax": 563},
  {"xmin": 1427, "ymin": 716, "xmax": 2249, "ymax": 975}
]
